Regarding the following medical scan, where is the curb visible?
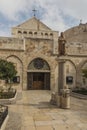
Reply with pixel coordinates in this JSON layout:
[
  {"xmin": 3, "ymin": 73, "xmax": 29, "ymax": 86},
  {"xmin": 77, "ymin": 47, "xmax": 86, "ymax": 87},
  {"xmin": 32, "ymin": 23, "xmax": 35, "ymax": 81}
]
[
  {"xmin": 0, "ymin": 92, "xmax": 17, "ymax": 104},
  {"xmin": 71, "ymin": 92, "xmax": 87, "ymax": 100}
]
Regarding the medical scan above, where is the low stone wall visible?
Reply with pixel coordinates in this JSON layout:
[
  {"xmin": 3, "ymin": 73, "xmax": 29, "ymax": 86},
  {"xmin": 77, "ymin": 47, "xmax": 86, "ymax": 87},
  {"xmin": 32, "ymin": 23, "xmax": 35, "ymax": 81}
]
[
  {"xmin": 0, "ymin": 91, "xmax": 17, "ymax": 104},
  {"xmin": 71, "ymin": 92, "xmax": 87, "ymax": 100},
  {"xmin": 0, "ymin": 115, "xmax": 9, "ymax": 130}
]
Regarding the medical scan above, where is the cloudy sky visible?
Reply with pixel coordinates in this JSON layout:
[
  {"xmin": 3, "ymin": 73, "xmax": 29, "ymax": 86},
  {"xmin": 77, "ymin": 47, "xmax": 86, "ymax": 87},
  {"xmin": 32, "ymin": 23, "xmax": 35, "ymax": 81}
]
[{"xmin": 0, "ymin": 0, "xmax": 87, "ymax": 36}]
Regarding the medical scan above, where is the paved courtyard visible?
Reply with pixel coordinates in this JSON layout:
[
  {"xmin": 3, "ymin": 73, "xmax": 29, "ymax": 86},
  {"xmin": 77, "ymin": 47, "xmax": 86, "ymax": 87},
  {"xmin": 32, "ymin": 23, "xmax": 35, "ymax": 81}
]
[{"xmin": 5, "ymin": 90, "xmax": 87, "ymax": 130}]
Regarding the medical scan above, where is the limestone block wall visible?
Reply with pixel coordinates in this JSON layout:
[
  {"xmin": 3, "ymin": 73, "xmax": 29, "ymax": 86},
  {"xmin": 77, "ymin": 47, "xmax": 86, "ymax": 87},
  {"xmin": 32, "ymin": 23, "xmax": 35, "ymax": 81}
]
[
  {"xmin": 64, "ymin": 60, "xmax": 76, "ymax": 88},
  {"xmin": 25, "ymin": 38, "xmax": 53, "ymax": 56},
  {"xmin": 65, "ymin": 23, "xmax": 87, "ymax": 40},
  {"xmin": 0, "ymin": 37, "xmax": 24, "ymax": 51},
  {"xmin": 60, "ymin": 56, "xmax": 87, "ymax": 88},
  {"xmin": 21, "ymin": 38, "xmax": 58, "ymax": 90},
  {"xmin": 66, "ymin": 42, "xmax": 87, "ymax": 55},
  {"xmin": 0, "ymin": 37, "xmax": 58, "ymax": 91}
]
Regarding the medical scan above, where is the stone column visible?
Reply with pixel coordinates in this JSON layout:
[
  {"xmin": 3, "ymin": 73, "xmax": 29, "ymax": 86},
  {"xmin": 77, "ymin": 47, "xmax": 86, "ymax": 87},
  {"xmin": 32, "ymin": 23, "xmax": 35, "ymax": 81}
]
[
  {"xmin": 58, "ymin": 60, "xmax": 65, "ymax": 93},
  {"xmin": 56, "ymin": 59, "xmax": 65, "ymax": 107},
  {"xmin": 50, "ymin": 59, "xmax": 65, "ymax": 106}
]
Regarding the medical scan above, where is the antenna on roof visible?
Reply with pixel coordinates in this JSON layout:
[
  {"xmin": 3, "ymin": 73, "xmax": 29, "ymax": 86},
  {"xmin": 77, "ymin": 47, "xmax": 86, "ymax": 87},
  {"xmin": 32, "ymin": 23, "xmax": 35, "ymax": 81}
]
[{"xmin": 32, "ymin": 8, "xmax": 37, "ymax": 17}]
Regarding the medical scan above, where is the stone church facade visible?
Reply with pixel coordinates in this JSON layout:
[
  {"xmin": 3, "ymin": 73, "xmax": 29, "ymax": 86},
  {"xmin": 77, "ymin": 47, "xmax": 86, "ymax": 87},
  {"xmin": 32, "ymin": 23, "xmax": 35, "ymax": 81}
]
[{"xmin": 0, "ymin": 17, "xmax": 87, "ymax": 91}]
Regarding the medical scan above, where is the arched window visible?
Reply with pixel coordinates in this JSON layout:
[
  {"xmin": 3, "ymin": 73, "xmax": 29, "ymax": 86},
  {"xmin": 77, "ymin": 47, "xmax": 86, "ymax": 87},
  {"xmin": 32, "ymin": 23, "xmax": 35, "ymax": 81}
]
[
  {"xmin": 50, "ymin": 33, "xmax": 53, "ymax": 36},
  {"xmin": 18, "ymin": 31, "xmax": 22, "ymax": 34},
  {"xmin": 28, "ymin": 58, "xmax": 50, "ymax": 70},
  {"xmin": 34, "ymin": 32, "xmax": 37, "ymax": 35},
  {"xmin": 45, "ymin": 33, "xmax": 48, "ymax": 36},
  {"xmin": 29, "ymin": 32, "xmax": 33, "ymax": 34},
  {"xmin": 23, "ymin": 31, "xmax": 27, "ymax": 34}
]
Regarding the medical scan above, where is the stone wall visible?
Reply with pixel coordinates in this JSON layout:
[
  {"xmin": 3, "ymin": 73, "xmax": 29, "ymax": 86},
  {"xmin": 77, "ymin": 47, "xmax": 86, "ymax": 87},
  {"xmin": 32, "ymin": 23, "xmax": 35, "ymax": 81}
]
[{"xmin": 0, "ymin": 37, "xmax": 24, "ymax": 51}]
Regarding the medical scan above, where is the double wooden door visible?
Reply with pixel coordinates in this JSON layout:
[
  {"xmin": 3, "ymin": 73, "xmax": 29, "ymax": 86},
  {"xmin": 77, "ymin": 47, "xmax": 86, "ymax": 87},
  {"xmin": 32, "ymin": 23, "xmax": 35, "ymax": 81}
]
[{"xmin": 27, "ymin": 72, "xmax": 50, "ymax": 90}]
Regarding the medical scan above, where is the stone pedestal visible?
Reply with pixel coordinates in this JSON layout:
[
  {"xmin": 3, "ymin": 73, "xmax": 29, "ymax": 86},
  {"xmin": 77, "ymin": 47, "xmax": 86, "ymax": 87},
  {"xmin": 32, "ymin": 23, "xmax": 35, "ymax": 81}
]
[
  {"xmin": 61, "ymin": 88, "xmax": 70, "ymax": 109},
  {"xmin": 50, "ymin": 92, "xmax": 57, "ymax": 105},
  {"xmin": 56, "ymin": 94, "xmax": 62, "ymax": 107},
  {"xmin": 50, "ymin": 89, "xmax": 70, "ymax": 109}
]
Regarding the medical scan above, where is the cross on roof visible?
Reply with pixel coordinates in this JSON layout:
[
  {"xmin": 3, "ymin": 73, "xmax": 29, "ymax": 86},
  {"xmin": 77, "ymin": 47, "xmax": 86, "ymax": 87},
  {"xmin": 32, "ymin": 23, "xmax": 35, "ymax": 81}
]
[
  {"xmin": 80, "ymin": 19, "xmax": 82, "ymax": 24},
  {"xmin": 32, "ymin": 8, "xmax": 37, "ymax": 17}
]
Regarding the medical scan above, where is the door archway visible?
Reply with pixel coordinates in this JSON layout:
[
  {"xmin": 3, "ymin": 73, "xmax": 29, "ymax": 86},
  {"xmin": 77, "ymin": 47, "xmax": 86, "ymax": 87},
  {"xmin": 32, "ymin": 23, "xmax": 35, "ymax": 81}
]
[{"xmin": 27, "ymin": 58, "xmax": 50, "ymax": 90}]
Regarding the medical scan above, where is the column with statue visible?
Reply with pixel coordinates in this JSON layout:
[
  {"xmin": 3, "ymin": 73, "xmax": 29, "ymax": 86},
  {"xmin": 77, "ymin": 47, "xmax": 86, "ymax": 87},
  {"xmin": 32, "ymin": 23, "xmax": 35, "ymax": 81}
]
[
  {"xmin": 58, "ymin": 32, "xmax": 70, "ymax": 108},
  {"xmin": 50, "ymin": 32, "xmax": 70, "ymax": 109}
]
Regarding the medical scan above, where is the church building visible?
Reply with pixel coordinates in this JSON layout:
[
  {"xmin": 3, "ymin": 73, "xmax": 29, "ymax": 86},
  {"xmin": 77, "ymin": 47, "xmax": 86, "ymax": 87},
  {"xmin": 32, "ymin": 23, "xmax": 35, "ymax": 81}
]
[{"xmin": 0, "ymin": 17, "xmax": 87, "ymax": 91}]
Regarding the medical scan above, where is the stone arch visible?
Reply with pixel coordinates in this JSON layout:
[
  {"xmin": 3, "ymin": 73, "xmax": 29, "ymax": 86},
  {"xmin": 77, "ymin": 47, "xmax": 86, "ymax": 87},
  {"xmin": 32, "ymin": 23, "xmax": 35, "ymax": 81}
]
[
  {"xmin": 77, "ymin": 59, "xmax": 87, "ymax": 69},
  {"xmin": 28, "ymin": 57, "xmax": 50, "ymax": 71},
  {"xmin": 6, "ymin": 55, "xmax": 23, "ymax": 89},
  {"xmin": 65, "ymin": 59, "xmax": 76, "ymax": 88},
  {"xmin": 77, "ymin": 60, "xmax": 87, "ymax": 88},
  {"xmin": 27, "ymin": 57, "xmax": 51, "ymax": 90}
]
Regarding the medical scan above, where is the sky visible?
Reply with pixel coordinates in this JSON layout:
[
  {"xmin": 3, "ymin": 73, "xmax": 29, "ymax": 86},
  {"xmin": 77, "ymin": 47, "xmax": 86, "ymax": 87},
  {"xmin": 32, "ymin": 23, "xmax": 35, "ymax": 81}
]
[{"xmin": 0, "ymin": 0, "xmax": 87, "ymax": 36}]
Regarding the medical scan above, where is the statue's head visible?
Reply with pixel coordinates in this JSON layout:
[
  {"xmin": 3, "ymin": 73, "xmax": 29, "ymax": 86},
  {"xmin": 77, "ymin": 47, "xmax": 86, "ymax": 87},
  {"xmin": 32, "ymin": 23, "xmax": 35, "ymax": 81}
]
[{"xmin": 61, "ymin": 32, "xmax": 64, "ymax": 37}]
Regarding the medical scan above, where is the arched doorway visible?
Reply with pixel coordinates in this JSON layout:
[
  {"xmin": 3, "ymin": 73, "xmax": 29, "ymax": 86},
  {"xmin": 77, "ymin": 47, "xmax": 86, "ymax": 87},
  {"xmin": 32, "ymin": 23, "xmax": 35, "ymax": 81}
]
[{"xmin": 27, "ymin": 58, "xmax": 50, "ymax": 90}]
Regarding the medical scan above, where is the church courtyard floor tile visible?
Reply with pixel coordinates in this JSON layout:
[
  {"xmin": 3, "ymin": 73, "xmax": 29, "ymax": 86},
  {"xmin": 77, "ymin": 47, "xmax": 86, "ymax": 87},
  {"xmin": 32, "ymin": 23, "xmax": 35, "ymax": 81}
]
[{"xmin": 5, "ymin": 90, "xmax": 87, "ymax": 130}]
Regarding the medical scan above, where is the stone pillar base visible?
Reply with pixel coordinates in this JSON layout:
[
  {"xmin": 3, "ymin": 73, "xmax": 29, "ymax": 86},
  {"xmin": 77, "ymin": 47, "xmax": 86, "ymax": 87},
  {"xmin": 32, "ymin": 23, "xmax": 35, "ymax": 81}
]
[
  {"xmin": 50, "ymin": 89, "xmax": 70, "ymax": 109},
  {"xmin": 50, "ymin": 92, "xmax": 57, "ymax": 105},
  {"xmin": 56, "ymin": 95, "xmax": 62, "ymax": 107},
  {"xmin": 60, "ymin": 89, "xmax": 70, "ymax": 109},
  {"xmin": 50, "ymin": 92, "xmax": 62, "ymax": 107},
  {"xmin": 61, "ymin": 96, "xmax": 70, "ymax": 109}
]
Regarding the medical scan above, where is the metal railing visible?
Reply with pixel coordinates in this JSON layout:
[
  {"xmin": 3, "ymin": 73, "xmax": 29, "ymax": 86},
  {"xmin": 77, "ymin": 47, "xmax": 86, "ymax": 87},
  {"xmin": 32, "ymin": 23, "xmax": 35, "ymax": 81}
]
[{"xmin": 0, "ymin": 105, "xmax": 8, "ymax": 128}]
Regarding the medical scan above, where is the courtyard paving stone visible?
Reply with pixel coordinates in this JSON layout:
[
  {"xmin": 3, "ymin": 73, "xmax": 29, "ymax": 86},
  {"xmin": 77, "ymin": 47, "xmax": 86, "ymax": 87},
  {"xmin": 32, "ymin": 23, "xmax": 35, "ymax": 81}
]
[
  {"xmin": 36, "ymin": 125, "xmax": 53, "ymax": 130},
  {"xmin": 5, "ymin": 90, "xmax": 87, "ymax": 130}
]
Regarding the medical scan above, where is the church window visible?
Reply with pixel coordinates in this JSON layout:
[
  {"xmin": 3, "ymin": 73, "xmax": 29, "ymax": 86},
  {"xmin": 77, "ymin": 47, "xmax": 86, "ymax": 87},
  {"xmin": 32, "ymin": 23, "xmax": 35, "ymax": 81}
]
[
  {"xmin": 28, "ymin": 58, "xmax": 50, "ymax": 70},
  {"xmin": 50, "ymin": 33, "xmax": 53, "ymax": 36},
  {"xmin": 29, "ymin": 32, "xmax": 32, "ymax": 34},
  {"xmin": 18, "ymin": 31, "xmax": 22, "ymax": 33},
  {"xmin": 45, "ymin": 33, "xmax": 48, "ymax": 36},
  {"xmin": 34, "ymin": 32, "xmax": 37, "ymax": 35},
  {"xmin": 23, "ymin": 31, "xmax": 27, "ymax": 34},
  {"xmin": 34, "ymin": 58, "xmax": 44, "ymax": 69}
]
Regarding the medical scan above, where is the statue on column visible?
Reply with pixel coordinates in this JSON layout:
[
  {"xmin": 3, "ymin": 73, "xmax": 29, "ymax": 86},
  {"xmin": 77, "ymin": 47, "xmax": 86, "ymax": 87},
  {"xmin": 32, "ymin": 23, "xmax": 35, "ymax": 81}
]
[{"xmin": 58, "ymin": 32, "xmax": 66, "ymax": 55}]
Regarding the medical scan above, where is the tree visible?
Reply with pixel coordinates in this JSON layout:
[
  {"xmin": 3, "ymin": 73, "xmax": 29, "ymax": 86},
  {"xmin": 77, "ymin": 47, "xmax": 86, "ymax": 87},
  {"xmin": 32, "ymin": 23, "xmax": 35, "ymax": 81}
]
[{"xmin": 0, "ymin": 59, "xmax": 17, "ymax": 88}]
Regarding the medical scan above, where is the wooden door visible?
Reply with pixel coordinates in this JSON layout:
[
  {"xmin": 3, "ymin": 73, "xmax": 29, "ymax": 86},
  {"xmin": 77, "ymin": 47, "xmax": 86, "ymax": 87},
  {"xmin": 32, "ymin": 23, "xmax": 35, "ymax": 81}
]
[
  {"xmin": 33, "ymin": 73, "xmax": 44, "ymax": 90},
  {"xmin": 44, "ymin": 73, "xmax": 50, "ymax": 90},
  {"xmin": 27, "ymin": 72, "xmax": 50, "ymax": 90},
  {"xmin": 27, "ymin": 73, "xmax": 33, "ymax": 90}
]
